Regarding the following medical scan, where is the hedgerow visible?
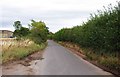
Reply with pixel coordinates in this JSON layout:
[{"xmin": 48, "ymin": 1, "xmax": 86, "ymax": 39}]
[
  {"xmin": 54, "ymin": 3, "xmax": 120, "ymax": 72},
  {"xmin": 54, "ymin": 3, "xmax": 120, "ymax": 52}
]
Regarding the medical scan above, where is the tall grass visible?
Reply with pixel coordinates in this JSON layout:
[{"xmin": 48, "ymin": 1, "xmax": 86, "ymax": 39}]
[
  {"xmin": 1, "ymin": 38, "xmax": 32, "ymax": 51},
  {"xmin": 1, "ymin": 38, "xmax": 46, "ymax": 63}
]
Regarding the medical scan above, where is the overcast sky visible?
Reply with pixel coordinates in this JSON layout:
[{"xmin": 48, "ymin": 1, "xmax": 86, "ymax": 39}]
[{"xmin": 0, "ymin": 0, "xmax": 118, "ymax": 33}]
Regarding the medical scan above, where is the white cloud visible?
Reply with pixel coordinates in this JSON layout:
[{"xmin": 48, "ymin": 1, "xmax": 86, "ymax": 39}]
[{"xmin": 0, "ymin": 0, "xmax": 118, "ymax": 33}]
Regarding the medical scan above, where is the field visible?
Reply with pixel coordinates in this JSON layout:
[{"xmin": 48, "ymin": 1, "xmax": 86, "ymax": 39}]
[
  {"xmin": 1, "ymin": 38, "xmax": 32, "ymax": 51},
  {"xmin": 1, "ymin": 38, "xmax": 46, "ymax": 63}
]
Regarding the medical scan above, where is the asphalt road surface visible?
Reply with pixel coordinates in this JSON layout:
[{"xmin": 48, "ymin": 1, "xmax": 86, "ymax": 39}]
[{"xmin": 40, "ymin": 40, "xmax": 112, "ymax": 75}]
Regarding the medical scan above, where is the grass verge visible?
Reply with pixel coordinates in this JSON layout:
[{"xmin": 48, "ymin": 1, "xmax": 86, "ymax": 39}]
[
  {"xmin": 58, "ymin": 41, "xmax": 120, "ymax": 76},
  {"xmin": 2, "ymin": 42, "xmax": 47, "ymax": 64}
]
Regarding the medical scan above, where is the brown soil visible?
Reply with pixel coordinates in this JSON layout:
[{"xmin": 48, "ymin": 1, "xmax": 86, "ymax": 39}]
[
  {"xmin": 3, "ymin": 50, "xmax": 44, "ymax": 67},
  {"xmin": 2, "ymin": 50, "xmax": 44, "ymax": 75},
  {"xmin": 18, "ymin": 50, "xmax": 44, "ymax": 66}
]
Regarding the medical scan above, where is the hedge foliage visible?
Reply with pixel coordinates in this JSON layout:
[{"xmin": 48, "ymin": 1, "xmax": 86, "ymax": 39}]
[{"xmin": 54, "ymin": 3, "xmax": 120, "ymax": 52}]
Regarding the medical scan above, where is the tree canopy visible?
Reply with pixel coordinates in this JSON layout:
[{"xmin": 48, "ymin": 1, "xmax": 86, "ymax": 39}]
[{"xmin": 29, "ymin": 20, "xmax": 48, "ymax": 44}]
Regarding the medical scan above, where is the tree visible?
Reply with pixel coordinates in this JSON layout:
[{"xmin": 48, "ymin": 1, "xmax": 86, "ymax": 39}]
[
  {"xmin": 47, "ymin": 32, "xmax": 54, "ymax": 40},
  {"xmin": 13, "ymin": 21, "xmax": 30, "ymax": 39},
  {"xmin": 29, "ymin": 20, "xmax": 48, "ymax": 44},
  {"xmin": 13, "ymin": 21, "xmax": 22, "ymax": 30},
  {"xmin": 13, "ymin": 27, "xmax": 30, "ymax": 38}
]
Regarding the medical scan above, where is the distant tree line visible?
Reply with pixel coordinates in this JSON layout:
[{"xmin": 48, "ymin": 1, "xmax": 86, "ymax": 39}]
[
  {"xmin": 54, "ymin": 2, "xmax": 120, "ymax": 52},
  {"xmin": 13, "ymin": 20, "xmax": 49, "ymax": 44}
]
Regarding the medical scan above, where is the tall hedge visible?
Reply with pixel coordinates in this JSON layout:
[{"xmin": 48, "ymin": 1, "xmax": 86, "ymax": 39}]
[{"xmin": 54, "ymin": 3, "xmax": 120, "ymax": 52}]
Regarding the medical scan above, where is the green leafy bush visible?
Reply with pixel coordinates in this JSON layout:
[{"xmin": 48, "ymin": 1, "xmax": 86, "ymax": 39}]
[
  {"xmin": 54, "ymin": 3, "xmax": 119, "ymax": 71},
  {"xmin": 29, "ymin": 20, "xmax": 48, "ymax": 44},
  {"xmin": 54, "ymin": 3, "xmax": 119, "ymax": 52}
]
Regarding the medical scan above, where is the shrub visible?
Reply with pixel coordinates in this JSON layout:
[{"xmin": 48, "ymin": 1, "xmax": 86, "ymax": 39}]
[{"xmin": 54, "ymin": 3, "xmax": 119, "ymax": 52}]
